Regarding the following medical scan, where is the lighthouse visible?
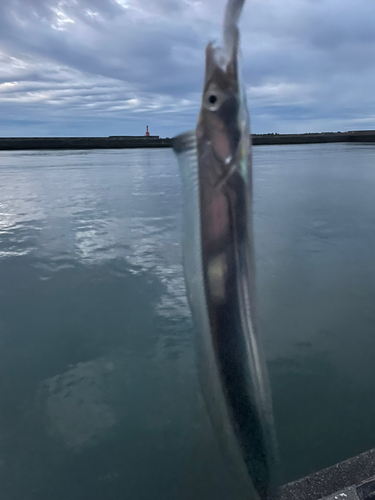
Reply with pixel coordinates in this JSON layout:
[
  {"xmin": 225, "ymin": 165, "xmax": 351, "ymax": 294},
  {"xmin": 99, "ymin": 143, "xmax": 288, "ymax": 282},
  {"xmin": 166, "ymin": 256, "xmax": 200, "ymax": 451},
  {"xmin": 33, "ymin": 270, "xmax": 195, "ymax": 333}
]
[{"xmin": 145, "ymin": 125, "xmax": 150, "ymax": 137}]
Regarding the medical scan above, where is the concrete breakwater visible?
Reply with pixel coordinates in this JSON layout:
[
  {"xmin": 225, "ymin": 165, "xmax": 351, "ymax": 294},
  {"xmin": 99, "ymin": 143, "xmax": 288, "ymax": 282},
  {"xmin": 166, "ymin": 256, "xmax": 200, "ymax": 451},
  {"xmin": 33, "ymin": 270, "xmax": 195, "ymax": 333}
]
[
  {"xmin": 252, "ymin": 129, "xmax": 375, "ymax": 145},
  {"xmin": 0, "ymin": 136, "xmax": 172, "ymax": 151},
  {"xmin": 0, "ymin": 130, "xmax": 375, "ymax": 151}
]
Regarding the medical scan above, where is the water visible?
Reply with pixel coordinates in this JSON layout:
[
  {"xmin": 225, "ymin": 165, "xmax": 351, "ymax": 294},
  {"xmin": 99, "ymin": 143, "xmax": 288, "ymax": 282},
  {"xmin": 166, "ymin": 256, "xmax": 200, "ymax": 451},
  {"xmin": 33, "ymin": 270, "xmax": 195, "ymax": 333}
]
[{"xmin": 0, "ymin": 144, "xmax": 375, "ymax": 499}]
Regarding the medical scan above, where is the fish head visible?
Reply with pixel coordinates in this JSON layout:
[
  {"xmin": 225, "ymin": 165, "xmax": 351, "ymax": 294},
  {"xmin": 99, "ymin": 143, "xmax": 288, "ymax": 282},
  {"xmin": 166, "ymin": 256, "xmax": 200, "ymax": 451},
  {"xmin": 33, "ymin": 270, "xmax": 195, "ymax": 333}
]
[{"xmin": 197, "ymin": 29, "xmax": 250, "ymax": 182}]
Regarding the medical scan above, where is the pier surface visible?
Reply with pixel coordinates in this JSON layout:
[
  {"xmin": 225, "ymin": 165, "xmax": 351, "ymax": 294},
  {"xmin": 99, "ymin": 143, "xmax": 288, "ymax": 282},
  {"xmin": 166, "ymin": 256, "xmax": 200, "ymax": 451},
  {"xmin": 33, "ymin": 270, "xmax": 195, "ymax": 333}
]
[{"xmin": 275, "ymin": 447, "xmax": 375, "ymax": 500}]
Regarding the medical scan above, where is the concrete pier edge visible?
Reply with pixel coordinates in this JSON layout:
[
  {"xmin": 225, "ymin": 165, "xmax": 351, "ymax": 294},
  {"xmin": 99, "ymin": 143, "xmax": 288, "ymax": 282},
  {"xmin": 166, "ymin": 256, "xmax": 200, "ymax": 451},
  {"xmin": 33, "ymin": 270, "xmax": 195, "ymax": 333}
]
[{"xmin": 275, "ymin": 447, "xmax": 375, "ymax": 500}]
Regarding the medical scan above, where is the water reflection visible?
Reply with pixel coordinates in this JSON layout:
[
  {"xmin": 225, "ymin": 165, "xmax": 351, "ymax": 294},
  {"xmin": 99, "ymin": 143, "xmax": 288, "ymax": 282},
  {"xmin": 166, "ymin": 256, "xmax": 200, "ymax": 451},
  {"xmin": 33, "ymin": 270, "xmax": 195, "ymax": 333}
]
[
  {"xmin": 1, "ymin": 145, "xmax": 375, "ymax": 498},
  {"xmin": 40, "ymin": 358, "xmax": 118, "ymax": 450}
]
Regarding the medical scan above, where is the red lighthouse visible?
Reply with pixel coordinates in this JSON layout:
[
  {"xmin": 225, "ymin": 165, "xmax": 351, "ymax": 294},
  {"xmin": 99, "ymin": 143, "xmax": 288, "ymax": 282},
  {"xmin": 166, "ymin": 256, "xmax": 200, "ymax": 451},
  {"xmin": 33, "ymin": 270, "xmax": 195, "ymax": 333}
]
[{"xmin": 145, "ymin": 125, "xmax": 150, "ymax": 137}]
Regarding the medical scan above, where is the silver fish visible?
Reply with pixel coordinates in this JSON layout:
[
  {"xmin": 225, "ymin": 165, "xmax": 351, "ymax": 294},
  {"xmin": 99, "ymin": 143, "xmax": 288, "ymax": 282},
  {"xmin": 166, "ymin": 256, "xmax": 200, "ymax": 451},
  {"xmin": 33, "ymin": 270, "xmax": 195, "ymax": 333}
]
[{"xmin": 173, "ymin": 0, "xmax": 276, "ymax": 499}]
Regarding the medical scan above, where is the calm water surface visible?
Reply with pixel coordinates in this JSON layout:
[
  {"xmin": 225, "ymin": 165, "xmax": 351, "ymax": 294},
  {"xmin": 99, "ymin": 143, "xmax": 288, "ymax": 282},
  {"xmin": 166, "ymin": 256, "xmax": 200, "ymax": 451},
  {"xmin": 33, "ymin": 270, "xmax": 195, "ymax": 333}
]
[{"xmin": 1, "ymin": 144, "xmax": 375, "ymax": 499}]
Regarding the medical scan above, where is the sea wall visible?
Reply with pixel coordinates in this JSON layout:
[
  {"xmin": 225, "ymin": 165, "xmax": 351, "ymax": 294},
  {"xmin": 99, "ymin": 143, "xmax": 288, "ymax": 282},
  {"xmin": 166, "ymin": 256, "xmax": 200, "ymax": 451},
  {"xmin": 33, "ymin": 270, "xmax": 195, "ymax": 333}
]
[
  {"xmin": 252, "ymin": 130, "xmax": 375, "ymax": 145},
  {"xmin": 1, "ymin": 130, "xmax": 375, "ymax": 151},
  {"xmin": 0, "ymin": 136, "xmax": 172, "ymax": 151}
]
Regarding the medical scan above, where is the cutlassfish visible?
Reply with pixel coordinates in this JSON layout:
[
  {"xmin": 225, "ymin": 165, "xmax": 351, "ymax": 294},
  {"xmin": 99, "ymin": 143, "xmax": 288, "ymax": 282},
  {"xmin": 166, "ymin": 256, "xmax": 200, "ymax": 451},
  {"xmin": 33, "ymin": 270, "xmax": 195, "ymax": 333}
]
[{"xmin": 173, "ymin": 0, "xmax": 276, "ymax": 498}]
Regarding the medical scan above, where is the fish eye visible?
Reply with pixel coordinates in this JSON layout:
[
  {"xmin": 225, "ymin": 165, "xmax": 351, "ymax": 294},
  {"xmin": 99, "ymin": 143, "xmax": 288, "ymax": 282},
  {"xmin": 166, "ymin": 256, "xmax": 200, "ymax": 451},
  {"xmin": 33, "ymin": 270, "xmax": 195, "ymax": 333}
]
[{"xmin": 204, "ymin": 90, "xmax": 223, "ymax": 111}]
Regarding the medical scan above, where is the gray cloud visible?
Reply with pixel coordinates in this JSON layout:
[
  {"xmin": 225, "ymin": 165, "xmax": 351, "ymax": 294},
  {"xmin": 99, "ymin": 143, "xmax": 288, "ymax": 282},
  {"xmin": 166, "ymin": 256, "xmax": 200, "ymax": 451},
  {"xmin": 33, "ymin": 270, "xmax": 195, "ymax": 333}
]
[{"xmin": 0, "ymin": 0, "xmax": 375, "ymax": 136}]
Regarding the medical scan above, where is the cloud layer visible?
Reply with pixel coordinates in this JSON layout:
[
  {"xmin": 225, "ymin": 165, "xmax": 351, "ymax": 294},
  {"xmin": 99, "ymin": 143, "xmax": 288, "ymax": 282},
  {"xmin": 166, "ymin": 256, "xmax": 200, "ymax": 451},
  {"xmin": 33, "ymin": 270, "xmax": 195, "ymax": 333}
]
[{"xmin": 0, "ymin": 0, "xmax": 375, "ymax": 136}]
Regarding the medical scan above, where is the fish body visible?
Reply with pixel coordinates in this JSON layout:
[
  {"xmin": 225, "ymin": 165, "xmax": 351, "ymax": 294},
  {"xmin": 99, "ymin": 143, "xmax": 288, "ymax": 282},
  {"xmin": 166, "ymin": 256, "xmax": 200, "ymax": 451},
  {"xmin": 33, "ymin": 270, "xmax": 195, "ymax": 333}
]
[{"xmin": 173, "ymin": 1, "xmax": 276, "ymax": 498}]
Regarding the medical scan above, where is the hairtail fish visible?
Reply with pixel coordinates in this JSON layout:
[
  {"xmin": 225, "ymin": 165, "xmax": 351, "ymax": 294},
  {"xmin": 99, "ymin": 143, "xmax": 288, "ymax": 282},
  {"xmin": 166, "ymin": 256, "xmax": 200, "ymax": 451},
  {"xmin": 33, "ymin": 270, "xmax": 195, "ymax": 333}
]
[{"xmin": 173, "ymin": 1, "xmax": 277, "ymax": 498}]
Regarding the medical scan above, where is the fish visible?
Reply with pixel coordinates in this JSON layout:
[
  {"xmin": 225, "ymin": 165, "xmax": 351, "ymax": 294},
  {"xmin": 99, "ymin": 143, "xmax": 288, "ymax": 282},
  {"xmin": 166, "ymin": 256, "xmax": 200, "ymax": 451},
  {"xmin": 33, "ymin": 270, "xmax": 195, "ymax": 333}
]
[{"xmin": 173, "ymin": 0, "xmax": 276, "ymax": 498}]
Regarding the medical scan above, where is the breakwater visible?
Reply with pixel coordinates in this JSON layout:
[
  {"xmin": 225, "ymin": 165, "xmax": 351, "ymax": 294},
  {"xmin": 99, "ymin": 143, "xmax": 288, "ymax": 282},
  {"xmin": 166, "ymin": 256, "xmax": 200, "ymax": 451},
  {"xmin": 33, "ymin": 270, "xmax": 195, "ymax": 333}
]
[
  {"xmin": 0, "ymin": 136, "xmax": 172, "ymax": 151},
  {"xmin": 252, "ymin": 129, "xmax": 375, "ymax": 145},
  {"xmin": 0, "ymin": 130, "xmax": 375, "ymax": 151}
]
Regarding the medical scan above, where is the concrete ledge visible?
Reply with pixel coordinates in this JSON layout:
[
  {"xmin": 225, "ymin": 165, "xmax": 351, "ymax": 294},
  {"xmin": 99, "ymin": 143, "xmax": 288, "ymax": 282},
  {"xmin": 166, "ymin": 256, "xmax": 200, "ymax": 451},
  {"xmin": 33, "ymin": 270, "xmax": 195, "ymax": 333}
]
[{"xmin": 275, "ymin": 448, "xmax": 375, "ymax": 500}]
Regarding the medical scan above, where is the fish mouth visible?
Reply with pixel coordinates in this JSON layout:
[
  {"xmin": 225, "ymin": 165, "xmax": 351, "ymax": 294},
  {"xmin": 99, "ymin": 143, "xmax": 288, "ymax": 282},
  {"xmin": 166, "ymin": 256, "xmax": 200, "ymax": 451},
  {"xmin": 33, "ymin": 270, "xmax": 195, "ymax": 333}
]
[{"xmin": 205, "ymin": 30, "xmax": 239, "ymax": 78}]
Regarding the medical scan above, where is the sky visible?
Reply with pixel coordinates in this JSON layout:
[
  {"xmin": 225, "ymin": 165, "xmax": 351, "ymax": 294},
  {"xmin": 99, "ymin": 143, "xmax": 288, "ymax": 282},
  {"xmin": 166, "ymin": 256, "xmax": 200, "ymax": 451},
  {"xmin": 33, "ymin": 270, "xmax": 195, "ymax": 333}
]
[{"xmin": 0, "ymin": 0, "xmax": 375, "ymax": 137}]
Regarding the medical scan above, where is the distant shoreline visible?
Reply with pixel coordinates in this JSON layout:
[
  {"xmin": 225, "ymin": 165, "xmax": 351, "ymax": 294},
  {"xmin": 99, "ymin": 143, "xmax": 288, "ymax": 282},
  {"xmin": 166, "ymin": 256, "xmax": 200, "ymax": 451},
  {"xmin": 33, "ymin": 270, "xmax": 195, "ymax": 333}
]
[
  {"xmin": 252, "ymin": 130, "xmax": 375, "ymax": 145},
  {"xmin": 1, "ymin": 130, "xmax": 375, "ymax": 151}
]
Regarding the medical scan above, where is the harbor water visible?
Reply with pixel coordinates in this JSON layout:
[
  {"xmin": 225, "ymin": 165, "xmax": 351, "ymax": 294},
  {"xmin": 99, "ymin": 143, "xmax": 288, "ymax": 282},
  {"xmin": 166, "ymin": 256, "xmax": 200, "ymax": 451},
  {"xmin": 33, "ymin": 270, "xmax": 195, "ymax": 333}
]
[{"xmin": 1, "ymin": 143, "xmax": 375, "ymax": 499}]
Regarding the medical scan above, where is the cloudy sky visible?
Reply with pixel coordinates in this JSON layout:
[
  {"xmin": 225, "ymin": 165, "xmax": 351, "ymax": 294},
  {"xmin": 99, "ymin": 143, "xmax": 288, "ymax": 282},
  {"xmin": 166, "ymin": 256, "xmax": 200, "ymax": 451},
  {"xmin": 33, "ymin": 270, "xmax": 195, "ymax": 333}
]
[{"xmin": 0, "ymin": 0, "xmax": 375, "ymax": 137}]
